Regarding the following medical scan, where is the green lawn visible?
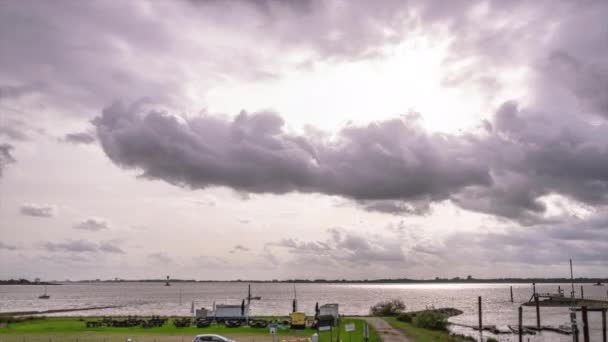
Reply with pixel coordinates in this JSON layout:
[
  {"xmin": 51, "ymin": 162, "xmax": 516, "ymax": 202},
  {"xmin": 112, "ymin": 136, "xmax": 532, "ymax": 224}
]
[
  {"xmin": 0, "ymin": 317, "xmax": 378, "ymax": 342},
  {"xmin": 383, "ymin": 317, "xmax": 473, "ymax": 342}
]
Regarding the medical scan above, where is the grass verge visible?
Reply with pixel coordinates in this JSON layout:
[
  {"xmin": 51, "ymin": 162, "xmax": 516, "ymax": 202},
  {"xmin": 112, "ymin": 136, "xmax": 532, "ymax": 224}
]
[
  {"xmin": 0, "ymin": 317, "xmax": 378, "ymax": 342},
  {"xmin": 383, "ymin": 317, "xmax": 473, "ymax": 342}
]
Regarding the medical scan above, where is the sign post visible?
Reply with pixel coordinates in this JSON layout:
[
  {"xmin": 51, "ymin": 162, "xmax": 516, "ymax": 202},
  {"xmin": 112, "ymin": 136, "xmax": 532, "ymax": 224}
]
[
  {"xmin": 269, "ymin": 323, "xmax": 277, "ymax": 342},
  {"xmin": 363, "ymin": 322, "xmax": 369, "ymax": 342},
  {"xmin": 345, "ymin": 322, "xmax": 355, "ymax": 342}
]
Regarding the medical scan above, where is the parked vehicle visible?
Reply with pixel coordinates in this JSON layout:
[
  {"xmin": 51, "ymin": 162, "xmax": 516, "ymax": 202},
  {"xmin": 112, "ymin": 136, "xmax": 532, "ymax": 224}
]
[
  {"xmin": 192, "ymin": 334, "xmax": 235, "ymax": 342},
  {"xmin": 289, "ymin": 312, "xmax": 306, "ymax": 329}
]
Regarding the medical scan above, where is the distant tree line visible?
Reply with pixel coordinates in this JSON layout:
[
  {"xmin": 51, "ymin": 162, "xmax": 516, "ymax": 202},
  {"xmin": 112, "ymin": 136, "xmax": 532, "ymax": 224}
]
[
  {"xmin": 0, "ymin": 279, "xmax": 56, "ymax": 285},
  {"xmin": 6, "ymin": 276, "xmax": 605, "ymax": 284}
]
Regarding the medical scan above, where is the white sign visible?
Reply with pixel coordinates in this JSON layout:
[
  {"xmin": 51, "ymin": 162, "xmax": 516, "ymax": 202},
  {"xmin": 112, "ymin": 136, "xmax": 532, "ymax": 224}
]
[
  {"xmin": 318, "ymin": 326, "xmax": 331, "ymax": 332},
  {"xmin": 345, "ymin": 323, "xmax": 355, "ymax": 332}
]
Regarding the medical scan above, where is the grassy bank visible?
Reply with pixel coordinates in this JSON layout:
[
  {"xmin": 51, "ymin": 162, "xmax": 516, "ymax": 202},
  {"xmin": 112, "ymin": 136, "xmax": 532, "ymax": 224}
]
[
  {"xmin": 383, "ymin": 317, "xmax": 473, "ymax": 342},
  {"xmin": 0, "ymin": 317, "xmax": 377, "ymax": 342}
]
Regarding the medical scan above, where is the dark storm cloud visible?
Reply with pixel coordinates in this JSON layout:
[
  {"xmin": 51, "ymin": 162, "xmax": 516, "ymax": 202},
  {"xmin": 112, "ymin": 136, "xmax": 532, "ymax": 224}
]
[
  {"xmin": 20, "ymin": 203, "xmax": 56, "ymax": 218},
  {"xmin": 44, "ymin": 240, "xmax": 124, "ymax": 254},
  {"xmin": 454, "ymin": 101, "xmax": 608, "ymax": 223},
  {"xmin": 94, "ymin": 103, "xmax": 490, "ymax": 213},
  {"xmin": 94, "ymin": 99, "xmax": 608, "ymax": 223},
  {"xmin": 74, "ymin": 218, "xmax": 109, "ymax": 231},
  {"xmin": 63, "ymin": 131, "xmax": 96, "ymax": 145},
  {"xmin": 0, "ymin": 144, "xmax": 15, "ymax": 176}
]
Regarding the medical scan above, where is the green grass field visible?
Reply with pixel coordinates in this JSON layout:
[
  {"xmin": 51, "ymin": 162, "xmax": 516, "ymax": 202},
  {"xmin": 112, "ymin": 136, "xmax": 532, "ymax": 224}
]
[
  {"xmin": 0, "ymin": 317, "xmax": 378, "ymax": 342},
  {"xmin": 383, "ymin": 317, "xmax": 473, "ymax": 342}
]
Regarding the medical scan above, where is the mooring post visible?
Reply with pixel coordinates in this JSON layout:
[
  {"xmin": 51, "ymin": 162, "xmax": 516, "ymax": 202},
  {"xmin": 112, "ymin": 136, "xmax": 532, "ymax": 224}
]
[
  {"xmin": 510, "ymin": 286, "xmax": 514, "ymax": 303},
  {"xmin": 478, "ymin": 296, "xmax": 483, "ymax": 331},
  {"xmin": 582, "ymin": 306, "xmax": 589, "ymax": 342},
  {"xmin": 570, "ymin": 308, "xmax": 580, "ymax": 342},
  {"xmin": 518, "ymin": 306, "xmax": 523, "ymax": 342},
  {"xmin": 602, "ymin": 308, "xmax": 607, "ymax": 342},
  {"xmin": 534, "ymin": 293, "xmax": 540, "ymax": 330},
  {"xmin": 580, "ymin": 285, "xmax": 584, "ymax": 299},
  {"xmin": 532, "ymin": 282, "xmax": 536, "ymax": 296}
]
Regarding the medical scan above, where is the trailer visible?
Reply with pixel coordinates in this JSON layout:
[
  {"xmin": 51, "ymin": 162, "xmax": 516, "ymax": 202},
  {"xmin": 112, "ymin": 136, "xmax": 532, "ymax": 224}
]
[
  {"xmin": 214, "ymin": 304, "xmax": 247, "ymax": 322},
  {"xmin": 317, "ymin": 304, "xmax": 339, "ymax": 327}
]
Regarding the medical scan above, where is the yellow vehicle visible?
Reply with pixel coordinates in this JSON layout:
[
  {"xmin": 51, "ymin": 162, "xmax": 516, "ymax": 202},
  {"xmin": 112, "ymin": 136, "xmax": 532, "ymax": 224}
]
[{"xmin": 289, "ymin": 312, "xmax": 306, "ymax": 329}]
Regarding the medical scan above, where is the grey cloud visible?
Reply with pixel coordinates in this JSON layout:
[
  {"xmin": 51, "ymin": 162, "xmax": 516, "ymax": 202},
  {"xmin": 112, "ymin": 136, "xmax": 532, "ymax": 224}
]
[
  {"xmin": 99, "ymin": 242, "xmax": 124, "ymax": 254},
  {"xmin": 45, "ymin": 240, "xmax": 98, "ymax": 253},
  {"xmin": 74, "ymin": 217, "xmax": 109, "ymax": 231},
  {"xmin": 148, "ymin": 252, "xmax": 172, "ymax": 264},
  {"xmin": 94, "ymin": 103, "xmax": 490, "ymax": 214},
  {"xmin": 0, "ymin": 82, "xmax": 43, "ymax": 100},
  {"xmin": 433, "ymin": 213, "xmax": 608, "ymax": 267},
  {"xmin": 230, "ymin": 244, "xmax": 250, "ymax": 254},
  {"xmin": 44, "ymin": 240, "xmax": 124, "ymax": 254},
  {"xmin": 0, "ymin": 118, "xmax": 33, "ymax": 141},
  {"xmin": 267, "ymin": 228, "xmax": 405, "ymax": 266},
  {"xmin": 20, "ymin": 203, "xmax": 56, "ymax": 218},
  {"xmin": 63, "ymin": 131, "xmax": 96, "ymax": 145},
  {"xmin": 0, "ymin": 144, "xmax": 15, "ymax": 176},
  {"xmin": 0, "ymin": 241, "xmax": 18, "ymax": 251}
]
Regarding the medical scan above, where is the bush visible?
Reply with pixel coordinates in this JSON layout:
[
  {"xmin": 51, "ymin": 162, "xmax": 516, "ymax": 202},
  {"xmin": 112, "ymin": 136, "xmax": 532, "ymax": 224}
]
[
  {"xmin": 396, "ymin": 312, "xmax": 413, "ymax": 322},
  {"xmin": 412, "ymin": 311, "xmax": 448, "ymax": 331},
  {"xmin": 448, "ymin": 334, "xmax": 476, "ymax": 342},
  {"xmin": 486, "ymin": 339, "xmax": 498, "ymax": 342},
  {"xmin": 369, "ymin": 299, "xmax": 406, "ymax": 316}
]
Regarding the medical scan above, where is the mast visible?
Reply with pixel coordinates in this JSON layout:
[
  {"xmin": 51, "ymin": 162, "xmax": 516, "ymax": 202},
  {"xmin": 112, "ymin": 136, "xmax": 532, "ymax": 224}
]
[
  {"xmin": 293, "ymin": 283, "xmax": 298, "ymax": 312},
  {"xmin": 570, "ymin": 259, "xmax": 575, "ymax": 303}
]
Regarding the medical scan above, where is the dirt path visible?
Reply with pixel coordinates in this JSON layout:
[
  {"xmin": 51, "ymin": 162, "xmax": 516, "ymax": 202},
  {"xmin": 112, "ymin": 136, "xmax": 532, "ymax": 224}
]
[{"xmin": 364, "ymin": 317, "xmax": 411, "ymax": 342}]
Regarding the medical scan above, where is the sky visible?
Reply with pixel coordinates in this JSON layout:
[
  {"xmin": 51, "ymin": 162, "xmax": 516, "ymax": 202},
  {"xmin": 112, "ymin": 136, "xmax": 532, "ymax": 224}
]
[{"xmin": 1, "ymin": 0, "xmax": 607, "ymax": 281}]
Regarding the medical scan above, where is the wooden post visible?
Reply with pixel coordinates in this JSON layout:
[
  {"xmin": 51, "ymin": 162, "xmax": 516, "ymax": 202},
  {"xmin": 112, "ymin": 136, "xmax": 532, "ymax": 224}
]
[
  {"xmin": 580, "ymin": 285, "xmax": 584, "ymax": 299},
  {"xmin": 582, "ymin": 306, "xmax": 589, "ymax": 342},
  {"xmin": 534, "ymin": 294, "xmax": 541, "ymax": 330},
  {"xmin": 518, "ymin": 306, "xmax": 523, "ymax": 342},
  {"xmin": 510, "ymin": 286, "xmax": 514, "ymax": 303},
  {"xmin": 602, "ymin": 309, "xmax": 606, "ymax": 342},
  {"xmin": 478, "ymin": 296, "xmax": 483, "ymax": 331},
  {"xmin": 532, "ymin": 282, "xmax": 536, "ymax": 296}
]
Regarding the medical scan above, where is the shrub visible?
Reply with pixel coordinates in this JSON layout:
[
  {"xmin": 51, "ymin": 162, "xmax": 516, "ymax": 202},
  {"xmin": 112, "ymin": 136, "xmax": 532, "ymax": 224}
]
[
  {"xmin": 448, "ymin": 334, "xmax": 476, "ymax": 342},
  {"xmin": 486, "ymin": 339, "xmax": 498, "ymax": 342},
  {"xmin": 369, "ymin": 299, "xmax": 406, "ymax": 316},
  {"xmin": 396, "ymin": 312, "xmax": 413, "ymax": 322},
  {"xmin": 412, "ymin": 311, "xmax": 448, "ymax": 331}
]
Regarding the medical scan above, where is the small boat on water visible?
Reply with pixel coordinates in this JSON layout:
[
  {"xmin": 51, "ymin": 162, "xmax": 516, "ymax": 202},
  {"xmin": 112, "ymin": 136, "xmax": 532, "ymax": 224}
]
[
  {"xmin": 593, "ymin": 281, "xmax": 604, "ymax": 286},
  {"xmin": 38, "ymin": 286, "xmax": 50, "ymax": 299}
]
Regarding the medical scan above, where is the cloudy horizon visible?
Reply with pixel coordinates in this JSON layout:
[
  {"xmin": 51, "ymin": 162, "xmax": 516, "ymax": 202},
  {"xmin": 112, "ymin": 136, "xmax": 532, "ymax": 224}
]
[{"xmin": 1, "ymin": 0, "xmax": 607, "ymax": 281}]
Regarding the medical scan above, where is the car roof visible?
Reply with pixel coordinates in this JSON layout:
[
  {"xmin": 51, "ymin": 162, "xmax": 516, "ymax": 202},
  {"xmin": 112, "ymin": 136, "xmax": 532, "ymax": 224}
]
[{"xmin": 195, "ymin": 334, "xmax": 225, "ymax": 338}]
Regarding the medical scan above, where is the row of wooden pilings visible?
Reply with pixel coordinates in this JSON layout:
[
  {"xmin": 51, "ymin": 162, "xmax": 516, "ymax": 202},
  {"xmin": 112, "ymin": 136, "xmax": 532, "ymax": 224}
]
[{"xmin": 476, "ymin": 289, "xmax": 607, "ymax": 342}]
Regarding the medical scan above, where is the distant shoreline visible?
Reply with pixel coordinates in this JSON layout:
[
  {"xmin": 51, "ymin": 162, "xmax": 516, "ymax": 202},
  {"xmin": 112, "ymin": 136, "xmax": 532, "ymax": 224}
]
[
  {"xmin": 3, "ymin": 277, "xmax": 606, "ymax": 285},
  {"xmin": 0, "ymin": 280, "xmax": 58, "ymax": 286}
]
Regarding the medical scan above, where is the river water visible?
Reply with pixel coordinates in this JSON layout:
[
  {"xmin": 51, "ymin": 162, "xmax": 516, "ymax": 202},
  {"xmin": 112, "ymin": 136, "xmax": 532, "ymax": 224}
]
[{"xmin": 1, "ymin": 282, "xmax": 607, "ymax": 341}]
